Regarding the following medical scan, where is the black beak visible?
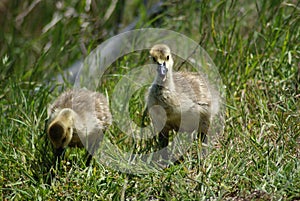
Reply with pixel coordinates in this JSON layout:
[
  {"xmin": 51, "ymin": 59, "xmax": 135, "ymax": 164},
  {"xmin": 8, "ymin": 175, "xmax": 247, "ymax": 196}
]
[
  {"xmin": 54, "ymin": 147, "xmax": 65, "ymax": 158},
  {"xmin": 157, "ymin": 62, "xmax": 168, "ymax": 77}
]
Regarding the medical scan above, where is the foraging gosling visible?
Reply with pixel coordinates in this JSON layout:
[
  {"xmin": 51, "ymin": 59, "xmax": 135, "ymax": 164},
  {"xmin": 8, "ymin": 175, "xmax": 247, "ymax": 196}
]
[
  {"xmin": 46, "ymin": 88, "xmax": 112, "ymax": 164},
  {"xmin": 147, "ymin": 44, "xmax": 212, "ymax": 149}
]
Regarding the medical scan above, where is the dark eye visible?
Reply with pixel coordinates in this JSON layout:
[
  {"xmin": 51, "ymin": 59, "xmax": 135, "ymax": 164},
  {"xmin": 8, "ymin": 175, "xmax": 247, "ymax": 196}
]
[
  {"xmin": 166, "ymin": 55, "xmax": 169, "ymax": 61},
  {"xmin": 152, "ymin": 57, "xmax": 157, "ymax": 63}
]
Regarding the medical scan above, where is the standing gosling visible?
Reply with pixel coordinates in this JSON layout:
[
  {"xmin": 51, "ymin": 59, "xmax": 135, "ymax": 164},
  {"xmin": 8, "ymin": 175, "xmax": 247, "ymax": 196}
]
[
  {"xmin": 46, "ymin": 88, "xmax": 112, "ymax": 165},
  {"xmin": 147, "ymin": 44, "xmax": 212, "ymax": 150}
]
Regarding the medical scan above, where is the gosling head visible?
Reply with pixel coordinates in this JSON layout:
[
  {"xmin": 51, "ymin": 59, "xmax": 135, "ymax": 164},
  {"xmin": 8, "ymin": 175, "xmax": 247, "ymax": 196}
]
[
  {"xmin": 47, "ymin": 108, "xmax": 74, "ymax": 150},
  {"xmin": 150, "ymin": 44, "xmax": 174, "ymax": 83}
]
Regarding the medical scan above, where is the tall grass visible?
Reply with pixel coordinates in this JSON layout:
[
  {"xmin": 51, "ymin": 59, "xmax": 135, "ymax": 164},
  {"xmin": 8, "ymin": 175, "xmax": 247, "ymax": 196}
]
[{"xmin": 1, "ymin": 0, "xmax": 299, "ymax": 200}]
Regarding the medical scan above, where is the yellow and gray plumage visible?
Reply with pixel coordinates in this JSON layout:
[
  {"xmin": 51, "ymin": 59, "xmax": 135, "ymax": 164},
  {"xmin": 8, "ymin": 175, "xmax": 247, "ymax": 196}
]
[
  {"xmin": 46, "ymin": 88, "xmax": 112, "ymax": 163},
  {"xmin": 147, "ymin": 44, "xmax": 212, "ymax": 148}
]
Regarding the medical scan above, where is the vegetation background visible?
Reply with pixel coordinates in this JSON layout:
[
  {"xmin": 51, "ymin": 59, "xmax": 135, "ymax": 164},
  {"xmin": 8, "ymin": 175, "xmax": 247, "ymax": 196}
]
[{"xmin": 0, "ymin": 0, "xmax": 299, "ymax": 200}]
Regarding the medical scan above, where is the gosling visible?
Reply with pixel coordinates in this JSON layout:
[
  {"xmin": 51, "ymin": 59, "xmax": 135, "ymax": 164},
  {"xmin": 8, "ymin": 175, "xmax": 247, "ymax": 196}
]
[
  {"xmin": 147, "ymin": 44, "xmax": 212, "ymax": 151},
  {"xmin": 46, "ymin": 88, "xmax": 112, "ymax": 165}
]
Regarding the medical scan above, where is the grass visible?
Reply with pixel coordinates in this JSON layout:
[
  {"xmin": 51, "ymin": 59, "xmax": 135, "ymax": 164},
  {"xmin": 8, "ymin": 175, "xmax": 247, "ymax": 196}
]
[{"xmin": 1, "ymin": 0, "xmax": 300, "ymax": 200}]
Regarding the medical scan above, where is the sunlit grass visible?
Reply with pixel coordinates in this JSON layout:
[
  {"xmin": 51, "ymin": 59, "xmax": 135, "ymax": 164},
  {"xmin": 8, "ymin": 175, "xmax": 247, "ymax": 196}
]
[{"xmin": 0, "ymin": 0, "xmax": 299, "ymax": 200}]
